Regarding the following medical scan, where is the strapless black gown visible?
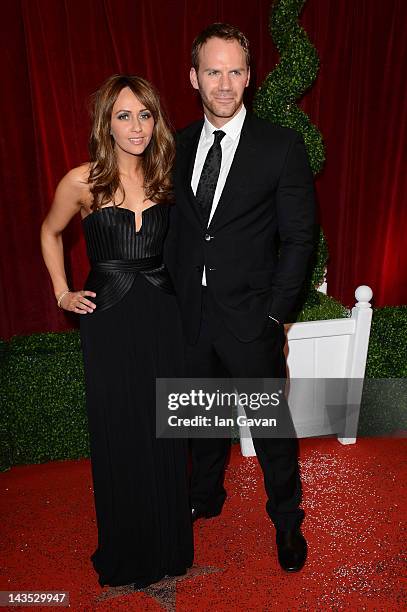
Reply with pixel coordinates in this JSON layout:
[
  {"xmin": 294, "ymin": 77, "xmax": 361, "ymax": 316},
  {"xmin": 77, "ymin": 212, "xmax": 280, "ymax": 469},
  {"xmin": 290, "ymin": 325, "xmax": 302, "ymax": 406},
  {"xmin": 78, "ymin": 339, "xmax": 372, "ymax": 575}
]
[{"xmin": 79, "ymin": 205, "xmax": 193, "ymax": 588}]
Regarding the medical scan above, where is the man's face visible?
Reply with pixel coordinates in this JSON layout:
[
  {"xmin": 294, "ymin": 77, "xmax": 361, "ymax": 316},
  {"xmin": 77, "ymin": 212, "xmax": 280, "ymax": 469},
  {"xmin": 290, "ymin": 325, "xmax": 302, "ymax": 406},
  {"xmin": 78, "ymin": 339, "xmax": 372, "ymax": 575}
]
[{"xmin": 190, "ymin": 37, "xmax": 250, "ymax": 127}]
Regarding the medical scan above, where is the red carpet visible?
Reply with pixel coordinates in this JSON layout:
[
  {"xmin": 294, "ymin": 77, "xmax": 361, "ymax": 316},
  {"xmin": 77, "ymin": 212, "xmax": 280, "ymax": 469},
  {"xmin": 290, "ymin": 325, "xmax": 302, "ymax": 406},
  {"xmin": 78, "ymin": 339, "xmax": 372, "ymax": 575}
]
[{"xmin": 1, "ymin": 438, "xmax": 406, "ymax": 610}]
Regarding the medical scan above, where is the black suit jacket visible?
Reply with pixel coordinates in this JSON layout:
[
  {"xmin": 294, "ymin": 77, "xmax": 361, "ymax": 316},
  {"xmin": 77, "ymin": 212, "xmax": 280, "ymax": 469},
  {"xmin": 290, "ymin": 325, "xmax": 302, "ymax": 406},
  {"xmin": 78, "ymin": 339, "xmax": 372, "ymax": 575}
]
[{"xmin": 165, "ymin": 112, "xmax": 317, "ymax": 344}]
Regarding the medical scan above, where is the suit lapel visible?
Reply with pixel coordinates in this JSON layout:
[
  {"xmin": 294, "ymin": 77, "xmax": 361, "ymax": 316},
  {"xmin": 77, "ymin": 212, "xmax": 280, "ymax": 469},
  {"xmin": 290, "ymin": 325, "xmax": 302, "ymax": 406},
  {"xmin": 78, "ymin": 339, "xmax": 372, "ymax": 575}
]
[
  {"xmin": 177, "ymin": 121, "xmax": 203, "ymax": 230},
  {"xmin": 177, "ymin": 114, "xmax": 257, "ymax": 231},
  {"xmin": 208, "ymin": 114, "xmax": 256, "ymax": 230}
]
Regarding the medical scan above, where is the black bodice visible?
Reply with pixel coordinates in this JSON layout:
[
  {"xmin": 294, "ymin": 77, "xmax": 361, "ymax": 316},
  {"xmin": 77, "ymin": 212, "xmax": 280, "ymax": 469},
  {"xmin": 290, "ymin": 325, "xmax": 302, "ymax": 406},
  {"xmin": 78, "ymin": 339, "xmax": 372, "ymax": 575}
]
[{"xmin": 82, "ymin": 205, "xmax": 173, "ymax": 312}]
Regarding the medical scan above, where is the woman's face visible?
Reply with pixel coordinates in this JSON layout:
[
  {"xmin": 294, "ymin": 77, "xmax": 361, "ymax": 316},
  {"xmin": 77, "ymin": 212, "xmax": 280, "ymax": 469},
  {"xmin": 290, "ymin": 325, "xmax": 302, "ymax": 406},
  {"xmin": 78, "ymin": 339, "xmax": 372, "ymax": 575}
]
[{"xmin": 110, "ymin": 87, "xmax": 155, "ymax": 157}]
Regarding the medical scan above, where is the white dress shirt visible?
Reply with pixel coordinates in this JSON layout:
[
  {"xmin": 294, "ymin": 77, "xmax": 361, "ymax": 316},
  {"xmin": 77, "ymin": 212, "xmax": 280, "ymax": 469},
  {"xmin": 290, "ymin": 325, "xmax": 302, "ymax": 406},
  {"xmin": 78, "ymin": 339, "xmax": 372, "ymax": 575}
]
[{"xmin": 191, "ymin": 105, "xmax": 246, "ymax": 285}]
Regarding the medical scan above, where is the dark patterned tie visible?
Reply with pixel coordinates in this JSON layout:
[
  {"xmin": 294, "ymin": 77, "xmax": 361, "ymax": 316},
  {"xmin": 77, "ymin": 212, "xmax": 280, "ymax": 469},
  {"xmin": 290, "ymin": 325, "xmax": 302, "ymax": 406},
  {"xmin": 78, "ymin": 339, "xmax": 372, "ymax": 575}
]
[{"xmin": 195, "ymin": 130, "xmax": 226, "ymax": 227}]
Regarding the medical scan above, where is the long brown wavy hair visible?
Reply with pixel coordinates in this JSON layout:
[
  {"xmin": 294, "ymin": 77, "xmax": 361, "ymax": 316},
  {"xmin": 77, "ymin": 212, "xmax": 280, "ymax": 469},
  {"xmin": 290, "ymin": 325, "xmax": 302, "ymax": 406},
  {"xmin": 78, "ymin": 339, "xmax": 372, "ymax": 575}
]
[{"xmin": 88, "ymin": 74, "xmax": 174, "ymax": 210}]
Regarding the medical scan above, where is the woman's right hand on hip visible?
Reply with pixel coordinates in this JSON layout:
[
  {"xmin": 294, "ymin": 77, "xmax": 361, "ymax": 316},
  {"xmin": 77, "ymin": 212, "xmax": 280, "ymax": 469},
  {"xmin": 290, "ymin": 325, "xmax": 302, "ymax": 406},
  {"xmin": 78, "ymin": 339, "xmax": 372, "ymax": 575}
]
[{"xmin": 59, "ymin": 290, "xmax": 97, "ymax": 314}]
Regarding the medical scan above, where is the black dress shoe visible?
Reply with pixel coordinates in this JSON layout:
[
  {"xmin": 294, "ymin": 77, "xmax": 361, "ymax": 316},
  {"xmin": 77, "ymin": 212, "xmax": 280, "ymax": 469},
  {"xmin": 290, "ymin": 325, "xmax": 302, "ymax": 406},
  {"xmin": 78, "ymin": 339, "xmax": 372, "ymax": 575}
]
[{"xmin": 275, "ymin": 527, "xmax": 307, "ymax": 572}]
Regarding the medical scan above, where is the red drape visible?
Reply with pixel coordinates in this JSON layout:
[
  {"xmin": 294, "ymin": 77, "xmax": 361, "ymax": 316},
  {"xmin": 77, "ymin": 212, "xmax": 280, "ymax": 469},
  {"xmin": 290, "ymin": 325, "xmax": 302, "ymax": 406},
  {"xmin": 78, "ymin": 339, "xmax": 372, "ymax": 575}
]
[{"xmin": 1, "ymin": 0, "xmax": 406, "ymax": 339}]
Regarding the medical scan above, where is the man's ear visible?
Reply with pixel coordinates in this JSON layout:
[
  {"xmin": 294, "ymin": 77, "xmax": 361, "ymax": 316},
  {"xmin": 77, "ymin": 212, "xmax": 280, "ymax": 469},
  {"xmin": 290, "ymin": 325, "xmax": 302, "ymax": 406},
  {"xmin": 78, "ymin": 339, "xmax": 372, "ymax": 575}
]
[
  {"xmin": 190, "ymin": 67, "xmax": 199, "ymax": 90},
  {"xmin": 245, "ymin": 67, "xmax": 251, "ymax": 88}
]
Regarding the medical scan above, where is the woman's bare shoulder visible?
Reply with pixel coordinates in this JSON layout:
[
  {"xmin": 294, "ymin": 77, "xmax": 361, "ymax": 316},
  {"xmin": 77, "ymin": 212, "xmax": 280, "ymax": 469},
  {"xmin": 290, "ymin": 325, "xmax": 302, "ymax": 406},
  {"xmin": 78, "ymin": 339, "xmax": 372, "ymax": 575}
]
[
  {"xmin": 56, "ymin": 163, "xmax": 93, "ymax": 209},
  {"xmin": 63, "ymin": 163, "xmax": 91, "ymax": 189}
]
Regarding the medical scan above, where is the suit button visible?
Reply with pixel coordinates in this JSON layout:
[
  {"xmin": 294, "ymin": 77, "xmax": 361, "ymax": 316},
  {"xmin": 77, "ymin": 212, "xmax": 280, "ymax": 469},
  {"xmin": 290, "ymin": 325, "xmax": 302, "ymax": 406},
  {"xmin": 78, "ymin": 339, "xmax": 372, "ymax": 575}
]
[
  {"xmin": 208, "ymin": 268, "xmax": 216, "ymax": 271},
  {"xmin": 204, "ymin": 233, "xmax": 213, "ymax": 241}
]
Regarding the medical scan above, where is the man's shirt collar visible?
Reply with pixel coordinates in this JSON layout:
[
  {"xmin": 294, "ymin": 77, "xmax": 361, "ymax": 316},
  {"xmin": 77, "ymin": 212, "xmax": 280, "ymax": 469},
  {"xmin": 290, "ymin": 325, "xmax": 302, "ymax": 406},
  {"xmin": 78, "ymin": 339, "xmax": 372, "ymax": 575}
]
[{"xmin": 203, "ymin": 105, "xmax": 246, "ymax": 142}]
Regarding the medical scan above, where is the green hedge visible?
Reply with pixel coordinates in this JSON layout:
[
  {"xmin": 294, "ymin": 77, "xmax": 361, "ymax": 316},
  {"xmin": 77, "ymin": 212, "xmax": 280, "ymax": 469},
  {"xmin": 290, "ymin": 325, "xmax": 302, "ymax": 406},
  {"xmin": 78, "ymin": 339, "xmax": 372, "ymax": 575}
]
[
  {"xmin": 1, "ymin": 304, "xmax": 405, "ymax": 471},
  {"xmin": 365, "ymin": 306, "xmax": 407, "ymax": 378},
  {"xmin": 294, "ymin": 288, "xmax": 349, "ymax": 322},
  {"xmin": 358, "ymin": 306, "xmax": 407, "ymax": 436},
  {"xmin": 1, "ymin": 331, "xmax": 89, "ymax": 471},
  {"xmin": 0, "ymin": 339, "xmax": 10, "ymax": 470}
]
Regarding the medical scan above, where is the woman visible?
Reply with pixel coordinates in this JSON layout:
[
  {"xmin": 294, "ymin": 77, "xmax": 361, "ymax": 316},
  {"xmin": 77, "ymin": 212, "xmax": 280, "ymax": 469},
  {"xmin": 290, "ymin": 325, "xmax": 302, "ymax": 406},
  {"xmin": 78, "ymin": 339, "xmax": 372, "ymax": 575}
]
[{"xmin": 41, "ymin": 75, "xmax": 193, "ymax": 588}]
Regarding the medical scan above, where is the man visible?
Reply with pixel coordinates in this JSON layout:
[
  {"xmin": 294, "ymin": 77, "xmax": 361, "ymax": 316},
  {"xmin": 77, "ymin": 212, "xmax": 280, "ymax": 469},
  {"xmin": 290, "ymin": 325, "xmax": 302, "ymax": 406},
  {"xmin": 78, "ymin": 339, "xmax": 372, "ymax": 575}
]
[{"xmin": 166, "ymin": 23, "xmax": 316, "ymax": 572}]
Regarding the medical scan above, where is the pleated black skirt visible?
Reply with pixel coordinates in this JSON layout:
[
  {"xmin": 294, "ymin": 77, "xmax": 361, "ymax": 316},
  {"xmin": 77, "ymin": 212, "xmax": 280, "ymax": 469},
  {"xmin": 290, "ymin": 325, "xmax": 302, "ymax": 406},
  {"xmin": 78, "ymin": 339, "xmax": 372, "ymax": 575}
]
[{"xmin": 80, "ymin": 273, "xmax": 194, "ymax": 587}]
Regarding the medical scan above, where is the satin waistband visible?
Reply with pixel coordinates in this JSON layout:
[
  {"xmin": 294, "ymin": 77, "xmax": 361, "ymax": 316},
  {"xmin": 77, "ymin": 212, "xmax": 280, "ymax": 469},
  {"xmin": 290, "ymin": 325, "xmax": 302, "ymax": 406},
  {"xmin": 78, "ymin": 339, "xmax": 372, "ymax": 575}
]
[{"xmin": 91, "ymin": 254, "xmax": 163, "ymax": 273}]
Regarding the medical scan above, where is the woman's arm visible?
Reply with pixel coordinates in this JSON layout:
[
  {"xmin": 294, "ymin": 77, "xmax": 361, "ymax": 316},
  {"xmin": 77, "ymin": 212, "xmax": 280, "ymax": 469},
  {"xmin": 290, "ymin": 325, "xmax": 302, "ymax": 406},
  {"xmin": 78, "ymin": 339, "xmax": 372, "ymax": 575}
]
[{"xmin": 40, "ymin": 166, "xmax": 96, "ymax": 314}]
